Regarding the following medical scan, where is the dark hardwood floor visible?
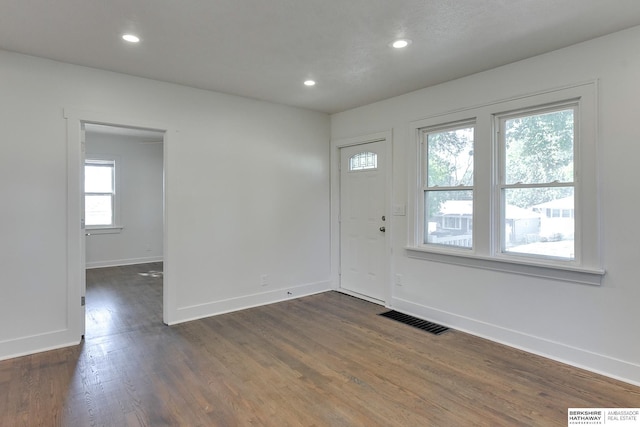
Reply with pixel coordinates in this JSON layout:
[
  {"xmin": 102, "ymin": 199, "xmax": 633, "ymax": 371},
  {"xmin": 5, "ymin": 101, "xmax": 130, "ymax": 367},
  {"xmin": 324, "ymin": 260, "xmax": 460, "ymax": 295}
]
[{"xmin": 0, "ymin": 263, "xmax": 638, "ymax": 426}]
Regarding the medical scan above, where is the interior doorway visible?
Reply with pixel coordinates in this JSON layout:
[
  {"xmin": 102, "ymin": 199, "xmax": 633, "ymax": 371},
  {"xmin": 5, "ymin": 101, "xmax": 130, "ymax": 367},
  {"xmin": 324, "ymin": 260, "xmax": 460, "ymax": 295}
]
[
  {"xmin": 64, "ymin": 108, "xmax": 171, "ymax": 341},
  {"xmin": 83, "ymin": 124, "xmax": 165, "ymax": 337}
]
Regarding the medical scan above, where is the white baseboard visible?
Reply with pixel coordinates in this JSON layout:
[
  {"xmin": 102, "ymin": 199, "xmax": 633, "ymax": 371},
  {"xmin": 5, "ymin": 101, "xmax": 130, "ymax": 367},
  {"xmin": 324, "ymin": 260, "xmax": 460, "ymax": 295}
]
[
  {"xmin": 169, "ymin": 280, "xmax": 332, "ymax": 325},
  {"xmin": 86, "ymin": 256, "xmax": 164, "ymax": 269},
  {"xmin": 390, "ymin": 297, "xmax": 640, "ymax": 387},
  {"xmin": 0, "ymin": 328, "xmax": 80, "ymax": 362},
  {"xmin": 336, "ymin": 288, "xmax": 385, "ymax": 306}
]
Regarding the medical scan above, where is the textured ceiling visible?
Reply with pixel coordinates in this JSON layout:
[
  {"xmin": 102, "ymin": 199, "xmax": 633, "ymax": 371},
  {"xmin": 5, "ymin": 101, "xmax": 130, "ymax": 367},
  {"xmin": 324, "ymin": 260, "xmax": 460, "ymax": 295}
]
[{"xmin": 1, "ymin": 0, "xmax": 640, "ymax": 113}]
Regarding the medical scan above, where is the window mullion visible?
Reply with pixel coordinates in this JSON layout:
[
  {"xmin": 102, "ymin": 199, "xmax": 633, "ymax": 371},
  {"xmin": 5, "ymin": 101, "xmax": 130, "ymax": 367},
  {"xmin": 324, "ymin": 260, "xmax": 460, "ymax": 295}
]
[
  {"xmin": 501, "ymin": 182, "xmax": 575, "ymax": 190},
  {"xmin": 86, "ymin": 192, "xmax": 113, "ymax": 197},
  {"xmin": 410, "ymin": 81, "xmax": 600, "ymax": 277},
  {"xmin": 425, "ymin": 186, "xmax": 474, "ymax": 191}
]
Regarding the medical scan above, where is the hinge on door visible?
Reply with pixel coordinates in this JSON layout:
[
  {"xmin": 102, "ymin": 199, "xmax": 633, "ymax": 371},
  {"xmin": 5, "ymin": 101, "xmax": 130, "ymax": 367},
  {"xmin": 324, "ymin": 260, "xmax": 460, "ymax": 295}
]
[{"xmin": 81, "ymin": 296, "xmax": 85, "ymax": 306}]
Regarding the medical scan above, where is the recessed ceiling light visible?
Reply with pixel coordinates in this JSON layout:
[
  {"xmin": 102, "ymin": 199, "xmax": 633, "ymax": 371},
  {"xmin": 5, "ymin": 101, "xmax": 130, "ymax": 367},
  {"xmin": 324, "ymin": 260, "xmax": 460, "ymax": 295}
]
[
  {"xmin": 122, "ymin": 34, "xmax": 140, "ymax": 43},
  {"xmin": 391, "ymin": 39, "xmax": 411, "ymax": 49},
  {"xmin": 304, "ymin": 80, "xmax": 316, "ymax": 87}
]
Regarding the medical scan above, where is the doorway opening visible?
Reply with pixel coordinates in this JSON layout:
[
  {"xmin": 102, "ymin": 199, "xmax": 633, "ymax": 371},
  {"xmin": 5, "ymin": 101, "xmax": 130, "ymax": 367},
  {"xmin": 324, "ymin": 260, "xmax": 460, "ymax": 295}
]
[
  {"xmin": 65, "ymin": 107, "xmax": 172, "ymax": 341},
  {"xmin": 83, "ymin": 124, "xmax": 165, "ymax": 339}
]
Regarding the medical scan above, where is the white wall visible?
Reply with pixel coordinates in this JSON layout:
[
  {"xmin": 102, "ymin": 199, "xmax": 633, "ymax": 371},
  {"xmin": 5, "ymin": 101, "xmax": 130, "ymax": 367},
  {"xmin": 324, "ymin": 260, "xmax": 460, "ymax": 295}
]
[
  {"xmin": 331, "ymin": 26, "xmax": 640, "ymax": 385},
  {"xmin": 0, "ymin": 49, "xmax": 330, "ymax": 359},
  {"xmin": 85, "ymin": 133, "xmax": 164, "ymax": 268}
]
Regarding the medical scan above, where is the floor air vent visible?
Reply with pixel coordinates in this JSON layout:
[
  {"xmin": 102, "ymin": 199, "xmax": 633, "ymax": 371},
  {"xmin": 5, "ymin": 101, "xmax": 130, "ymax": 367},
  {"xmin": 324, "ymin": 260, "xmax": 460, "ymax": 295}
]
[{"xmin": 379, "ymin": 310, "xmax": 450, "ymax": 335}]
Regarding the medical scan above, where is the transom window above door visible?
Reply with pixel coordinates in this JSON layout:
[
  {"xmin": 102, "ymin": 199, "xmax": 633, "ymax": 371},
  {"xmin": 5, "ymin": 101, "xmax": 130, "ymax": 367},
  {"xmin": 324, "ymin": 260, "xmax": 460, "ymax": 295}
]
[{"xmin": 349, "ymin": 151, "xmax": 377, "ymax": 171}]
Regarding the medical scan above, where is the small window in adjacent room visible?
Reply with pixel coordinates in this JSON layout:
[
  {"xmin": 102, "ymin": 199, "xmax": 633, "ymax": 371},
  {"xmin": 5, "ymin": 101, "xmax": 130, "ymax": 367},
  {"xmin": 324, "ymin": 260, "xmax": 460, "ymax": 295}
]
[
  {"xmin": 85, "ymin": 159, "xmax": 116, "ymax": 227},
  {"xmin": 349, "ymin": 151, "xmax": 377, "ymax": 171}
]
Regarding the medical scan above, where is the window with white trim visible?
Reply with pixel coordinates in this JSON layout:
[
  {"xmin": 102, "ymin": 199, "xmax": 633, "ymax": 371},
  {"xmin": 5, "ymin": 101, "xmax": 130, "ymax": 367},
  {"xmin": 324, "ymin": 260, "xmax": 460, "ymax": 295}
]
[
  {"xmin": 85, "ymin": 159, "xmax": 116, "ymax": 227},
  {"xmin": 421, "ymin": 122, "xmax": 475, "ymax": 248},
  {"xmin": 498, "ymin": 103, "xmax": 576, "ymax": 259},
  {"xmin": 410, "ymin": 82, "xmax": 603, "ymax": 283}
]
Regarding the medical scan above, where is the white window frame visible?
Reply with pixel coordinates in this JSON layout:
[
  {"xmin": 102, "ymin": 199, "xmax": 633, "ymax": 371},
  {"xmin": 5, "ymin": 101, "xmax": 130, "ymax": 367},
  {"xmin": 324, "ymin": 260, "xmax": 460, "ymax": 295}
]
[
  {"xmin": 420, "ymin": 120, "xmax": 476, "ymax": 249},
  {"xmin": 84, "ymin": 157, "xmax": 123, "ymax": 234},
  {"xmin": 496, "ymin": 101, "xmax": 577, "ymax": 261},
  {"xmin": 407, "ymin": 82, "xmax": 604, "ymax": 285}
]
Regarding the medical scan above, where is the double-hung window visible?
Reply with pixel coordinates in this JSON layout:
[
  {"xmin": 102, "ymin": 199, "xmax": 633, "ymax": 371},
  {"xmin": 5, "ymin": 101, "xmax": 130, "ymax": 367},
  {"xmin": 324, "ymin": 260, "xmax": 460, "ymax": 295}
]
[
  {"xmin": 498, "ymin": 104, "xmax": 576, "ymax": 260},
  {"xmin": 421, "ymin": 122, "xmax": 475, "ymax": 249},
  {"xmin": 85, "ymin": 159, "xmax": 116, "ymax": 227},
  {"xmin": 410, "ymin": 82, "xmax": 602, "ymax": 284}
]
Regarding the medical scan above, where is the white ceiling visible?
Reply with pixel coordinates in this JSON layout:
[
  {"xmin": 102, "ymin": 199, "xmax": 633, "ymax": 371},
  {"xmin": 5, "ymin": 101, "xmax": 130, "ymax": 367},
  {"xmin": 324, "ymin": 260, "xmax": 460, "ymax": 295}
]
[{"xmin": 2, "ymin": 0, "xmax": 640, "ymax": 114}]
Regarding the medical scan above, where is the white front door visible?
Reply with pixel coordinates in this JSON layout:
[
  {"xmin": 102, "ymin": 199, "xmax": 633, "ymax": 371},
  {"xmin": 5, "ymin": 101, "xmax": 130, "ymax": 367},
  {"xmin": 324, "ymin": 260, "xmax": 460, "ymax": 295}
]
[{"xmin": 339, "ymin": 140, "xmax": 387, "ymax": 302}]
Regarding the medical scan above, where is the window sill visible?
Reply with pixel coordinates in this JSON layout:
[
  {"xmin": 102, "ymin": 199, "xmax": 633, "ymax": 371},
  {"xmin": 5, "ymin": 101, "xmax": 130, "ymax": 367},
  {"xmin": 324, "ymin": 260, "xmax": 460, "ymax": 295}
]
[
  {"xmin": 405, "ymin": 246, "xmax": 605, "ymax": 286},
  {"xmin": 85, "ymin": 226, "xmax": 124, "ymax": 236}
]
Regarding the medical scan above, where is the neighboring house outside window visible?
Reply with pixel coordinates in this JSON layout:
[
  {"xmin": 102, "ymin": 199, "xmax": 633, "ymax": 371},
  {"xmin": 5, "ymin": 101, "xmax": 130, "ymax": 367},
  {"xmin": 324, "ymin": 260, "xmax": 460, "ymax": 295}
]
[
  {"xmin": 422, "ymin": 122, "xmax": 475, "ymax": 249},
  {"xmin": 498, "ymin": 104, "xmax": 576, "ymax": 259},
  {"xmin": 409, "ymin": 82, "xmax": 602, "ymax": 284}
]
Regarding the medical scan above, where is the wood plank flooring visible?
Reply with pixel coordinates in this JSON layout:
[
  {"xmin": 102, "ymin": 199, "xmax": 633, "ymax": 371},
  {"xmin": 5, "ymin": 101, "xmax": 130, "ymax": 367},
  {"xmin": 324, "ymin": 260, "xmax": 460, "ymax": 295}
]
[{"xmin": 0, "ymin": 263, "xmax": 638, "ymax": 426}]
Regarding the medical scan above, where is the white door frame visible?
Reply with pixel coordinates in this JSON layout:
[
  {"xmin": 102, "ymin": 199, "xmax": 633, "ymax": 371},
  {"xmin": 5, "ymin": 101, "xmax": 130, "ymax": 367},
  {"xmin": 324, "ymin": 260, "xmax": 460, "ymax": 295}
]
[
  {"xmin": 64, "ymin": 108, "xmax": 174, "ymax": 338},
  {"xmin": 331, "ymin": 130, "xmax": 393, "ymax": 306}
]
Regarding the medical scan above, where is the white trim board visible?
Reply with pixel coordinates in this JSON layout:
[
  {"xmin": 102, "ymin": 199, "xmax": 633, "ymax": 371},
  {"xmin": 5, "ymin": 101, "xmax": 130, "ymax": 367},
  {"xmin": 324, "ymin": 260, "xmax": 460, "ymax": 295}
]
[
  {"xmin": 0, "ymin": 329, "xmax": 80, "ymax": 362},
  {"xmin": 390, "ymin": 297, "xmax": 640, "ymax": 387},
  {"xmin": 170, "ymin": 281, "xmax": 331, "ymax": 325},
  {"xmin": 86, "ymin": 256, "xmax": 164, "ymax": 269},
  {"xmin": 335, "ymin": 289, "xmax": 385, "ymax": 306}
]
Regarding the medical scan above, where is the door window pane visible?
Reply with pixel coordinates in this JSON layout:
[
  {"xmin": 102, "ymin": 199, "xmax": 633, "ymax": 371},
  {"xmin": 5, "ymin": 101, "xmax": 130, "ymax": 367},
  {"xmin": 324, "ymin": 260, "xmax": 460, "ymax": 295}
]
[{"xmin": 349, "ymin": 152, "xmax": 377, "ymax": 171}]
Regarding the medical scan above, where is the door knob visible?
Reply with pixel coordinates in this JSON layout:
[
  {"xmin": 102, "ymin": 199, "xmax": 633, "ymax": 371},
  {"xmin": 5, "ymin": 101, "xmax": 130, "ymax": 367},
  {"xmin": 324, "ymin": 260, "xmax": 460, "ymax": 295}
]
[{"xmin": 379, "ymin": 226, "xmax": 386, "ymax": 232}]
